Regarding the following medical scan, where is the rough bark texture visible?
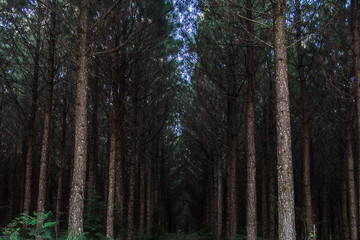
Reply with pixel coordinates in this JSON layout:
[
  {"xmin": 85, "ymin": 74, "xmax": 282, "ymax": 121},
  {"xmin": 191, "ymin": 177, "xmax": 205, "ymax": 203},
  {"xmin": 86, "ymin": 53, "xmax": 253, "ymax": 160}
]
[
  {"xmin": 345, "ymin": 103, "xmax": 358, "ymax": 240},
  {"xmin": 106, "ymin": 91, "xmax": 118, "ymax": 238},
  {"xmin": 23, "ymin": 21, "xmax": 40, "ymax": 218},
  {"xmin": 273, "ymin": 1, "xmax": 296, "ymax": 239},
  {"xmin": 36, "ymin": 2, "xmax": 56, "ymax": 225},
  {"xmin": 245, "ymin": 1, "xmax": 257, "ymax": 239},
  {"xmin": 295, "ymin": 1, "xmax": 314, "ymax": 237},
  {"xmin": 68, "ymin": 0, "xmax": 89, "ymax": 236}
]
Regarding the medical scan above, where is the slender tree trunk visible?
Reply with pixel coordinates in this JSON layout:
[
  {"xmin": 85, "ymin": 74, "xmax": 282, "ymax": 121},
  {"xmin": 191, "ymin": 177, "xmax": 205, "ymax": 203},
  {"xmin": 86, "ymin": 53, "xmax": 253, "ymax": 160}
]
[
  {"xmin": 23, "ymin": 19, "xmax": 41, "ymax": 218},
  {"xmin": 68, "ymin": 0, "xmax": 89, "ymax": 236},
  {"xmin": 266, "ymin": 68, "xmax": 277, "ymax": 239},
  {"xmin": 146, "ymin": 163, "xmax": 153, "ymax": 236},
  {"xmin": 295, "ymin": 1, "xmax": 314, "ymax": 238},
  {"xmin": 106, "ymin": 86, "xmax": 118, "ymax": 238},
  {"xmin": 273, "ymin": 1, "xmax": 296, "ymax": 239},
  {"xmin": 36, "ymin": 1, "xmax": 56, "ymax": 226},
  {"xmin": 55, "ymin": 96, "xmax": 67, "ymax": 235},
  {"xmin": 115, "ymin": 108, "xmax": 125, "ymax": 240},
  {"xmin": 341, "ymin": 172, "xmax": 350, "ymax": 240},
  {"xmin": 226, "ymin": 94, "xmax": 237, "ymax": 240},
  {"xmin": 216, "ymin": 158, "xmax": 223, "ymax": 239},
  {"xmin": 345, "ymin": 102, "xmax": 358, "ymax": 240},
  {"xmin": 351, "ymin": 2, "xmax": 360, "ymax": 234},
  {"xmin": 127, "ymin": 92, "xmax": 138, "ymax": 240},
  {"xmin": 88, "ymin": 77, "xmax": 98, "ymax": 204},
  {"xmin": 115, "ymin": 62, "xmax": 126, "ymax": 240},
  {"xmin": 245, "ymin": 1, "xmax": 256, "ymax": 238},
  {"xmin": 139, "ymin": 153, "xmax": 146, "ymax": 238}
]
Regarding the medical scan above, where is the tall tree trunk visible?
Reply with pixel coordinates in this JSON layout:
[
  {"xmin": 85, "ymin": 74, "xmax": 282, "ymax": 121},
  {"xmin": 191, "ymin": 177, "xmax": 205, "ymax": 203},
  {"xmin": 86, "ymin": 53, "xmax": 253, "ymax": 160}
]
[
  {"xmin": 226, "ymin": 94, "xmax": 237, "ymax": 240},
  {"xmin": 295, "ymin": 1, "xmax": 314, "ymax": 238},
  {"xmin": 23, "ymin": 17, "xmax": 41, "ymax": 218},
  {"xmin": 245, "ymin": 0, "xmax": 256, "ymax": 239},
  {"xmin": 88, "ymin": 77, "xmax": 98, "ymax": 204},
  {"xmin": 341, "ymin": 172, "xmax": 350, "ymax": 240},
  {"xmin": 127, "ymin": 92, "xmax": 138, "ymax": 240},
  {"xmin": 36, "ymin": 0, "xmax": 56, "ymax": 225},
  {"xmin": 115, "ymin": 61, "xmax": 126, "ymax": 240},
  {"xmin": 266, "ymin": 67, "xmax": 277, "ymax": 239},
  {"xmin": 216, "ymin": 158, "xmax": 223, "ymax": 239},
  {"xmin": 106, "ymin": 85, "xmax": 118, "ymax": 238},
  {"xmin": 351, "ymin": 1, "xmax": 360, "ymax": 234},
  {"xmin": 273, "ymin": 1, "xmax": 296, "ymax": 239},
  {"xmin": 139, "ymin": 152, "xmax": 146, "ymax": 238},
  {"xmin": 146, "ymin": 163, "xmax": 153, "ymax": 236},
  {"xmin": 345, "ymin": 102, "xmax": 358, "ymax": 240},
  {"xmin": 55, "ymin": 97, "xmax": 66, "ymax": 236},
  {"xmin": 68, "ymin": 0, "xmax": 89, "ymax": 236}
]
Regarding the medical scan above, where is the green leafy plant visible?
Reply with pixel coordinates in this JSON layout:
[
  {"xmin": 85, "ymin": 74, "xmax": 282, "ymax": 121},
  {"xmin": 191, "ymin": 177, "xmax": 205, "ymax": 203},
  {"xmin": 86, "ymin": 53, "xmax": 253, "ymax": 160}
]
[{"xmin": 1, "ymin": 211, "xmax": 57, "ymax": 239}]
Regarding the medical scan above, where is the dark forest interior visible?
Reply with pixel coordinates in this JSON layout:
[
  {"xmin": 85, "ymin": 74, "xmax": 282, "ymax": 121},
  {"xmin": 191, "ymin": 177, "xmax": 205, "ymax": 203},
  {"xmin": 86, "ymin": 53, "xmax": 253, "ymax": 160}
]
[{"xmin": 1, "ymin": 0, "xmax": 360, "ymax": 239}]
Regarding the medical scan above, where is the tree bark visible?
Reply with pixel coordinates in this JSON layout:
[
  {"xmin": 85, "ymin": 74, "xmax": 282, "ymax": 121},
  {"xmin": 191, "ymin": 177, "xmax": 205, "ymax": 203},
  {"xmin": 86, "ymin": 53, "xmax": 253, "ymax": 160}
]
[
  {"xmin": 146, "ymin": 163, "xmax": 153, "ymax": 236},
  {"xmin": 23, "ymin": 17, "xmax": 40, "ymax": 218},
  {"xmin": 245, "ymin": 1, "xmax": 257, "ymax": 239},
  {"xmin": 106, "ymin": 86, "xmax": 118, "ymax": 238},
  {"xmin": 139, "ymin": 152, "xmax": 146, "ymax": 238},
  {"xmin": 88, "ymin": 77, "xmax": 98, "ymax": 204},
  {"xmin": 341, "ymin": 172, "xmax": 349, "ymax": 239},
  {"xmin": 55, "ymin": 94, "xmax": 67, "ymax": 236},
  {"xmin": 351, "ymin": 2, "xmax": 360, "ymax": 235},
  {"xmin": 295, "ymin": 1, "xmax": 314, "ymax": 238},
  {"xmin": 68, "ymin": 0, "xmax": 89, "ymax": 236},
  {"xmin": 216, "ymin": 158, "xmax": 223, "ymax": 239},
  {"xmin": 127, "ymin": 91, "xmax": 138, "ymax": 240},
  {"xmin": 36, "ymin": 0, "xmax": 56, "ymax": 225},
  {"xmin": 345, "ymin": 102, "xmax": 358, "ymax": 240},
  {"xmin": 273, "ymin": 1, "xmax": 296, "ymax": 239},
  {"xmin": 226, "ymin": 94, "xmax": 237, "ymax": 240}
]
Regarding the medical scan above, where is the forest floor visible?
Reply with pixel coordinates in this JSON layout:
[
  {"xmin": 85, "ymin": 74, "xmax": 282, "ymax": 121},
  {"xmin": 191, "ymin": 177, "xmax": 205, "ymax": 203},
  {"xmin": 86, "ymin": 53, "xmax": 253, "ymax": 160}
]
[{"xmin": 159, "ymin": 232, "xmax": 214, "ymax": 240}]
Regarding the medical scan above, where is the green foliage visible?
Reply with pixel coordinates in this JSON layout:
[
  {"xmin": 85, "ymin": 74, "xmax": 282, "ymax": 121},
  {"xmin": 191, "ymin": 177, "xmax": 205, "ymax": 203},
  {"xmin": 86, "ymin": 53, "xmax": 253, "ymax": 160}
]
[{"xmin": 1, "ymin": 211, "xmax": 56, "ymax": 240}]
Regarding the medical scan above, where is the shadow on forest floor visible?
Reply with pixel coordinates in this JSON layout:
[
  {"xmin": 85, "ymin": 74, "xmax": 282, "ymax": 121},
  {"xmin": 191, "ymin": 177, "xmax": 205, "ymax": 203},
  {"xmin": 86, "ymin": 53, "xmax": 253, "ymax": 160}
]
[{"xmin": 159, "ymin": 232, "xmax": 214, "ymax": 240}]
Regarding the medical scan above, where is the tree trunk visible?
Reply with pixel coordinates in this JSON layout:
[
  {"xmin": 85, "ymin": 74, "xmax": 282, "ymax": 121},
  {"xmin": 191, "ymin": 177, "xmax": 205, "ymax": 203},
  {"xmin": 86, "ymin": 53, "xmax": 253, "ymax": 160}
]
[
  {"xmin": 273, "ymin": 1, "xmax": 296, "ymax": 239},
  {"xmin": 36, "ymin": 0, "xmax": 56, "ymax": 226},
  {"xmin": 341, "ymin": 172, "xmax": 350, "ymax": 239},
  {"xmin": 139, "ymin": 153, "xmax": 146, "ymax": 238},
  {"xmin": 345, "ymin": 102, "xmax": 358, "ymax": 240},
  {"xmin": 23, "ymin": 17, "xmax": 40, "ymax": 218},
  {"xmin": 216, "ymin": 158, "xmax": 223, "ymax": 239},
  {"xmin": 106, "ymin": 88, "xmax": 118, "ymax": 238},
  {"xmin": 351, "ymin": 1, "xmax": 360, "ymax": 234},
  {"xmin": 245, "ymin": 1, "xmax": 256, "ymax": 239},
  {"xmin": 226, "ymin": 93, "xmax": 237, "ymax": 240},
  {"xmin": 68, "ymin": 0, "xmax": 89, "ymax": 236},
  {"xmin": 295, "ymin": 1, "xmax": 314, "ymax": 238},
  {"xmin": 146, "ymin": 163, "xmax": 153, "ymax": 236},
  {"xmin": 115, "ymin": 61, "xmax": 126, "ymax": 240},
  {"xmin": 55, "ymin": 95, "xmax": 67, "ymax": 236},
  {"xmin": 266, "ymin": 68, "xmax": 277, "ymax": 239},
  {"xmin": 88, "ymin": 77, "xmax": 98, "ymax": 204},
  {"xmin": 127, "ymin": 92, "xmax": 138, "ymax": 240}
]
